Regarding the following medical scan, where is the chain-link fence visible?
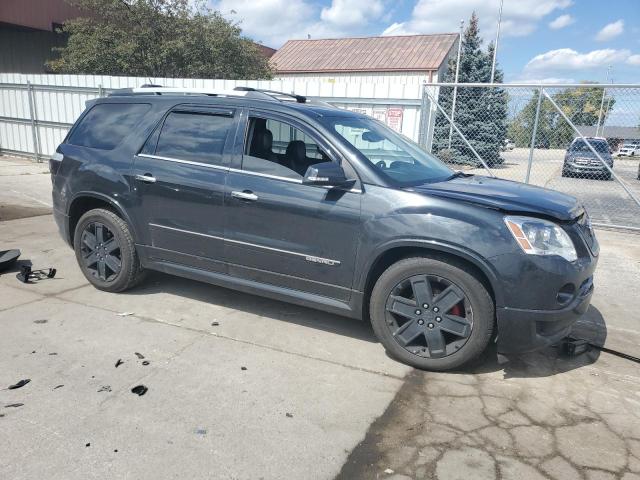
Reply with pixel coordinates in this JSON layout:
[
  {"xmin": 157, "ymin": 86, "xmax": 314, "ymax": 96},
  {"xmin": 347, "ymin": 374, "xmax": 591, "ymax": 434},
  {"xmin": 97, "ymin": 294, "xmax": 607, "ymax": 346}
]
[{"xmin": 424, "ymin": 83, "xmax": 640, "ymax": 231}]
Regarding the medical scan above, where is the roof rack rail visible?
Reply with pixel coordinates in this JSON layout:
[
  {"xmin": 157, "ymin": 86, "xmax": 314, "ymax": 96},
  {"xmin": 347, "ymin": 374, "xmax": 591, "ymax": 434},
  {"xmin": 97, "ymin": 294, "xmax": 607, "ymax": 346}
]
[
  {"xmin": 233, "ymin": 87, "xmax": 307, "ymax": 103},
  {"xmin": 108, "ymin": 85, "xmax": 314, "ymax": 105},
  {"xmin": 109, "ymin": 86, "xmax": 250, "ymax": 97}
]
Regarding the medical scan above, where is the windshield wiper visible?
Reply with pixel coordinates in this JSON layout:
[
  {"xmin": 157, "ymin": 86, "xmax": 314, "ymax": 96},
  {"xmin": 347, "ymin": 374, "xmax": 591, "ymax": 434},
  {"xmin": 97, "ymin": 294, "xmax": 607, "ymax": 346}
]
[{"xmin": 447, "ymin": 171, "xmax": 470, "ymax": 180}]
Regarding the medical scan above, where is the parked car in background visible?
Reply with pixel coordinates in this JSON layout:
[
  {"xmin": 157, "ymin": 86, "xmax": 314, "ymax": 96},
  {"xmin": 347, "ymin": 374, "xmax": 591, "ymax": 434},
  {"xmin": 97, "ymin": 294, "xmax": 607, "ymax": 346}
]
[
  {"xmin": 562, "ymin": 137, "xmax": 613, "ymax": 180},
  {"xmin": 500, "ymin": 138, "xmax": 515, "ymax": 151},
  {"xmin": 50, "ymin": 86, "xmax": 599, "ymax": 371},
  {"xmin": 617, "ymin": 142, "xmax": 640, "ymax": 157}
]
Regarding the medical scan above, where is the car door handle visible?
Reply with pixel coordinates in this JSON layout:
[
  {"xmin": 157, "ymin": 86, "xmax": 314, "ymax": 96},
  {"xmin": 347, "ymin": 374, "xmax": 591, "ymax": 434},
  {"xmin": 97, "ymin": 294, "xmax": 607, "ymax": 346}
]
[
  {"xmin": 231, "ymin": 190, "xmax": 258, "ymax": 201},
  {"xmin": 135, "ymin": 173, "xmax": 157, "ymax": 183}
]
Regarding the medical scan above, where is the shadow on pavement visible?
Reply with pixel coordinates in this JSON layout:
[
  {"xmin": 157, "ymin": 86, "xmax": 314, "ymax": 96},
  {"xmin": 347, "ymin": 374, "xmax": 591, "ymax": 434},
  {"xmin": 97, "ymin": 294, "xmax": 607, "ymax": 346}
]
[{"xmin": 122, "ymin": 271, "xmax": 379, "ymax": 343}]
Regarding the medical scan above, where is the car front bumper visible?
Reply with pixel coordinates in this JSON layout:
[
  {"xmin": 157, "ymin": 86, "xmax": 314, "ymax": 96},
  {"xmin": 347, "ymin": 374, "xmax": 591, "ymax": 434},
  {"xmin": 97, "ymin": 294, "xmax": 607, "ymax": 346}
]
[
  {"xmin": 564, "ymin": 163, "xmax": 610, "ymax": 174},
  {"xmin": 491, "ymin": 244, "xmax": 598, "ymax": 355},
  {"xmin": 496, "ymin": 276, "xmax": 594, "ymax": 354}
]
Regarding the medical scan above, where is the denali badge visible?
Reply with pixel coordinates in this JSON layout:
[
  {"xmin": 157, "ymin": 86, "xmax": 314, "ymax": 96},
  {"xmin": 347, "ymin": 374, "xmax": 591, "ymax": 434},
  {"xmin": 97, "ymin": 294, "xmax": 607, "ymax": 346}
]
[{"xmin": 305, "ymin": 255, "xmax": 340, "ymax": 266}]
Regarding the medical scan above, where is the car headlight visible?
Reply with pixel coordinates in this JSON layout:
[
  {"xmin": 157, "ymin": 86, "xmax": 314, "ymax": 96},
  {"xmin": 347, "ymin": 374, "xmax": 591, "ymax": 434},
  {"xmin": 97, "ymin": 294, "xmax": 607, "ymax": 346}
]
[{"xmin": 504, "ymin": 216, "xmax": 577, "ymax": 262}]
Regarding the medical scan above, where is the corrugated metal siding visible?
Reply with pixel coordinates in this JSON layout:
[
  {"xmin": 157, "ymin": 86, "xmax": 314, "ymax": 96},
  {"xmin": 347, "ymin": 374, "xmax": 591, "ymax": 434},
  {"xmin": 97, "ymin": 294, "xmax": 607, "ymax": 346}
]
[
  {"xmin": 0, "ymin": 73, "xmax": 428, "ymax": 158},
  {"xmin": 0, "ymin": 27, "xmax": 66, "ymax": 74},
  {"xmin": 277, "ymin": 72, "xmax": 430, "ymax": 85}
]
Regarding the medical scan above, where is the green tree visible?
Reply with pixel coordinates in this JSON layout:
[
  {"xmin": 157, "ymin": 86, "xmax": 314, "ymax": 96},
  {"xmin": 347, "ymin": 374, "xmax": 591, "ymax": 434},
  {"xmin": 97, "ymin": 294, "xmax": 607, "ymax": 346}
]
[
  {"xmin": 432, "ymin": 12, "xmax": 508, "ymax": 167},
  {"xmin": 508, "ymin": 85, "xmax": 616, "ymax": 149},
  {"xmin": 46, "ymin": 0, "xmax": 272, "ymax": 79}
]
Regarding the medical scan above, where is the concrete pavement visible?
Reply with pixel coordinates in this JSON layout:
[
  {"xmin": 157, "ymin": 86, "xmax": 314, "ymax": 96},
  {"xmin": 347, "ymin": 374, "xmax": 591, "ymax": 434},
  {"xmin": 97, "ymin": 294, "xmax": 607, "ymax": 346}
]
[{"xmin": 1, "ymin": 154, "xmax": 639, "ymax": 479}]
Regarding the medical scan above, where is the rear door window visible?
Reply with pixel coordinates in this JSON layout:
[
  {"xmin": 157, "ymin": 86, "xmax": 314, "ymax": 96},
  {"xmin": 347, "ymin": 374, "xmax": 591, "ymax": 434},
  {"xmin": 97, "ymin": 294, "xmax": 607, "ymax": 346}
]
[
  {"xmin": 154, "ymin": 111, "xmax": 233, "ymax": 165},
  {"xmin": 68, "ymin": 103, "xmax": 150, "ymax": 150}
]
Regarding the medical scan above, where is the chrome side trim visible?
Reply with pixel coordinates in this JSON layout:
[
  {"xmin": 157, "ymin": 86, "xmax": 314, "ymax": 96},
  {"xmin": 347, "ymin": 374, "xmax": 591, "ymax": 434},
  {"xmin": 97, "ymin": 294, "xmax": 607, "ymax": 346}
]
[
  {"xmin": 137, "ymin": 153, "xmax": 361, "ymax": 193},
  {"xmin": 228, "ymin": 166, "xmax": 303, "ymax": 184},
  {"xmin": 149, "ymin": 223, "xmax": 224, "ymax": 241},
  {"xmin": 137, "ymin": 153, "xmax": 229, "ymax": 171},
  {"xmin": 149, "ymin": 223, "xmax": 341, "ymax": 265}
]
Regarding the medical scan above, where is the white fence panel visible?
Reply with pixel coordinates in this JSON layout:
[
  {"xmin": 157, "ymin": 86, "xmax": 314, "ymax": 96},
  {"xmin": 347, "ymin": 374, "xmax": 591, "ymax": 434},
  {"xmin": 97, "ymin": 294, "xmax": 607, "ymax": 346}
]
[{"xmin": 0, "ymin": 73, "xmax": 425, "ymax": 159}]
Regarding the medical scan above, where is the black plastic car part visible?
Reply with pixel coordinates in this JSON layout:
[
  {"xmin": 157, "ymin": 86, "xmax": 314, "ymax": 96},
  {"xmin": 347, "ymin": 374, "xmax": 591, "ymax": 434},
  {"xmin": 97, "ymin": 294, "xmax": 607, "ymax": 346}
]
[
  {"xmin": 0, "ymin": 250, "xmax": 21, "ymax": 272},
  {"xmin": 16, "ymin": 265, "xmax": 57, "ymax": 283}
]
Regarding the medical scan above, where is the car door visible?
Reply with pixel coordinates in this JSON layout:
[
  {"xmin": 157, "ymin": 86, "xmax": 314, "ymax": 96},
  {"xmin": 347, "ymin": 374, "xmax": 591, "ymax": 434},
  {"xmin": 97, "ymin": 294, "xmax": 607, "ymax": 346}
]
[
  {"xmin": 131, "ymin": 104, "xmax": 237, "ymax": 273},
  {"xmin": 224, "ymin": 109, "xmax": 363, "ymax": 301}
]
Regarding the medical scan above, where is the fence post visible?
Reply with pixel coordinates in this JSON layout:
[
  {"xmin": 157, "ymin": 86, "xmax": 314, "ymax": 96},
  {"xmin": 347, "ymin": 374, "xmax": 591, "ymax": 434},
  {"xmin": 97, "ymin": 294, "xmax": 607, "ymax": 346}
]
[
  {"xmin": 26, "ymin": 81, "xmax": 42, "ymax": 162},
  {"xmin": 418, "ymin": 81, "xmax": 429, "ymax": 148},
  {"xmin": 525, "ymin": 88, "xmax": 543, "ymax": 184},
  {"xmin": 98, "ymin": 84, "xmax": 104, "ymax": 97}
]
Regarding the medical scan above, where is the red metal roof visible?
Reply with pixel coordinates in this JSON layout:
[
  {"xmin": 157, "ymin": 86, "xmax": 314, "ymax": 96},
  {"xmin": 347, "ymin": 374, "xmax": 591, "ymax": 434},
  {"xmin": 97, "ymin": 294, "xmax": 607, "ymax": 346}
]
[{"xmin": 271, "ymin": 34, "xmax": 458, "ymax": 74}]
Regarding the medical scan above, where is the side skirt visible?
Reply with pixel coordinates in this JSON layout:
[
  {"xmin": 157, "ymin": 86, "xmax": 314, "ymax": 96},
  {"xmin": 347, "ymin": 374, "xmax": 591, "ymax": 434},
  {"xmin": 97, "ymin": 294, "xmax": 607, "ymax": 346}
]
[{"xmin": 140, "ymin": 253, "xmax": 363, "ymax": 320}]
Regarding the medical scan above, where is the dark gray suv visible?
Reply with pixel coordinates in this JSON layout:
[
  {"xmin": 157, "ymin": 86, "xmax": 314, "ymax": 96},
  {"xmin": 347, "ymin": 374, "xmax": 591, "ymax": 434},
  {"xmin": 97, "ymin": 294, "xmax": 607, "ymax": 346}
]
[{"xmin": 50, "ymin": 87, "xmax": 599, "ymax": 371}]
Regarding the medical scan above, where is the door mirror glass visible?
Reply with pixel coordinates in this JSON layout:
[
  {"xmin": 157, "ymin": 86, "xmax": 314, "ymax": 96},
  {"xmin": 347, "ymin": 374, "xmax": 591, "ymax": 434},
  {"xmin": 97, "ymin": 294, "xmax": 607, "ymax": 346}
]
[{"xmin": 302, "ymin": 162, "xmax": 350, "ymax": 187}]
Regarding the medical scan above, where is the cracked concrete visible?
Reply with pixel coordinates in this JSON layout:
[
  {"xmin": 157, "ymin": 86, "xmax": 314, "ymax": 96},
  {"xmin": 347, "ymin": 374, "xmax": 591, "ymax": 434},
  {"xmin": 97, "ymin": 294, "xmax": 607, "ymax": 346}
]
[{"xmin": 337, "ymin": 335, "xmax": 640, "ymax": 480}]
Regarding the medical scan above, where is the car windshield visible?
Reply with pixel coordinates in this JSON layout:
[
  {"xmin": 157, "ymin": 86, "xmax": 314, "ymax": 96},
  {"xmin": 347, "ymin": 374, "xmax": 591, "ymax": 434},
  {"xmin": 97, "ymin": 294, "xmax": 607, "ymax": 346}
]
[
  {"xmin": 320, "ymin": 115, "xmax": 453, "ymax": 186},
  {"xmin": 570, "ymin": 139, "xmax": 609, "ymax": 153}
]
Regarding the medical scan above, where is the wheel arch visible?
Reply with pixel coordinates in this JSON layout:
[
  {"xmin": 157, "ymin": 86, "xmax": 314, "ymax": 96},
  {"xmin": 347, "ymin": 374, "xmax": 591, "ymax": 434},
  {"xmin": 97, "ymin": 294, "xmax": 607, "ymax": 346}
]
[
  {"xmin": 360, "ymin": 240, "xmax": 502, "ymax": 320},
  {"xmin": 68, "ymin": 192, "xmax": 137, "ymax": 245}
]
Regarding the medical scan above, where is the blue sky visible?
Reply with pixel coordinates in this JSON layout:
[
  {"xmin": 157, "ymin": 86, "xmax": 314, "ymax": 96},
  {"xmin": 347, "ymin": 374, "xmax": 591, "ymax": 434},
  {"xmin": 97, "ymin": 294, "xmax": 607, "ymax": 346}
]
[{"xmin": 212, "ymin": 0, "xmax": 640, "ymax": 83}]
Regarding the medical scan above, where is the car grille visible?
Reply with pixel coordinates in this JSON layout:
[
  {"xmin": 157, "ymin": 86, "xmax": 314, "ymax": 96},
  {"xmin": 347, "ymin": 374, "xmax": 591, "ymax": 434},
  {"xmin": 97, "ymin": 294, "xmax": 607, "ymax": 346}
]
[{"xmin": 573, "ymin": 157, "xmax": 602, "ymax": 167}]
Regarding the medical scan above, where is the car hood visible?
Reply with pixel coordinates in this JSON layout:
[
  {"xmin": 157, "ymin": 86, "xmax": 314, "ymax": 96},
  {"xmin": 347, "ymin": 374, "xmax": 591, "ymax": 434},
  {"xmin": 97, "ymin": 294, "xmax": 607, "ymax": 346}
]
[{"xmin": 409, "ymin": 175, "xmax": 583, "ymax": 221}]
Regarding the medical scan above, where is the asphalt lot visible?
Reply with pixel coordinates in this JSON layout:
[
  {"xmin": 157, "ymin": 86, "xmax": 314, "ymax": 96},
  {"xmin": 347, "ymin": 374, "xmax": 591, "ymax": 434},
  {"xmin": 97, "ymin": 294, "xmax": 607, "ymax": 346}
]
[{"xmin": 1, "ymin": 155, "xmax": 639, "ymax": 480}]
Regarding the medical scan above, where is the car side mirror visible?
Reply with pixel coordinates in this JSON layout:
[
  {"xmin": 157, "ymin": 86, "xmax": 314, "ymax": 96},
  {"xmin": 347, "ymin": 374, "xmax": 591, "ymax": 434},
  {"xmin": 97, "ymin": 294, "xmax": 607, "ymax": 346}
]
[{"xmin": 303, "ymin": 162, "xmax": 351, "ymax": 187}]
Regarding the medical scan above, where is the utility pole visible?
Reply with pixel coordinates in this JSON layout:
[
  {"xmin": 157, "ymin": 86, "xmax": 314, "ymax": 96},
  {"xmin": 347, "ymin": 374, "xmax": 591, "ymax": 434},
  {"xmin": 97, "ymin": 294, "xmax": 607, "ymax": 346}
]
[
  {"xmin": 448, "ymin": 20, "xmax": 464, "ymax": 149},
  {"xmin": 596, "ymin": 65, "xmax": 612, "ymax": 137},
  {"xmin": 490, "ymin": 0, "xmax": 504, "ymax": 83}
]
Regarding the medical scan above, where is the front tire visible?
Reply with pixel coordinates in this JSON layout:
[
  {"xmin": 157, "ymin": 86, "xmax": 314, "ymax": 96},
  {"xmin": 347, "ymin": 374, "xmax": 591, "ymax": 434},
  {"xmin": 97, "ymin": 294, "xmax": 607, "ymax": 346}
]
[
  {"xmin": 73, "ymin": 208, "xmax": 144, "ymax": 292},
  {"xmin": 369, "ymin": 256, "xmax": 494, "ymax": 371}
]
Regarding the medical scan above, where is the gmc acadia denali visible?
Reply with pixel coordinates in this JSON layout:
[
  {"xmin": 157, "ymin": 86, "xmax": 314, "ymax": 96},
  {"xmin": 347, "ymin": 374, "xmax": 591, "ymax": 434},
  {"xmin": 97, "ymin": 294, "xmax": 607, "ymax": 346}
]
[{"xmin": 50, "ymin": 87, "xmax": 598, "ymax": 370}]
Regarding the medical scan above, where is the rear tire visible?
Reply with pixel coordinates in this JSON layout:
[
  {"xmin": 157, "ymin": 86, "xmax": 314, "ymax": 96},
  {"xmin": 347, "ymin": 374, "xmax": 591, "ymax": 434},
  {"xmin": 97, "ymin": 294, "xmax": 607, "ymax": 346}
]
[
  {"xmin": 369, "ymin": 256, "xmax": 494, "ymax": 371},
  {"xmin": 73, "ymin": 208, "xmax": 144, "ymax": 292}
]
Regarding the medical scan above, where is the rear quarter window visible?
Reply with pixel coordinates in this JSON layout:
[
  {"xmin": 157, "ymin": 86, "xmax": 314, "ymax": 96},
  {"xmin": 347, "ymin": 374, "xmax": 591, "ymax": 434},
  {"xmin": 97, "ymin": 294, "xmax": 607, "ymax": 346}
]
[
  {"xmin": 153, "ymin": 111, "xmax": 232, "ymax": 165},
  {"xmin": 67, "ymin": 103, "xmax": 150, "ymax": 150}
]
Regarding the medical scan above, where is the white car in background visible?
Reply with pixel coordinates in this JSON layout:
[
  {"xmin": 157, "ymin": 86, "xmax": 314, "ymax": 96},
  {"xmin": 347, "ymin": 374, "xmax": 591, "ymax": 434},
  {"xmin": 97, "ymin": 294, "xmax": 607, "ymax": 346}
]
[{"xmin": 617, "ymin": 142, "xmax": 640, "ymax": 156}]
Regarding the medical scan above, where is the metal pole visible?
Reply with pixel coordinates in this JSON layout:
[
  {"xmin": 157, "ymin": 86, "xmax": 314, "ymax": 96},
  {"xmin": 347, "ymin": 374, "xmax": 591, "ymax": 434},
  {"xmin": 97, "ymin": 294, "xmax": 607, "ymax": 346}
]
[
  {"xmin": 596, "ymin": 66, "xmax": 611, "ymax": 136},
  {"xmin": 543, "ymin": 91, "xmax": 640, "ymax": 208},
  {"xmin": 424, "ymin": 88, "xmax": 495, "ymax": 177},
  {"xmin": 525, "ymin": 88, "xmax": 544, "ymax": 184},
  {"xmin": 418, "ymin": 81, "xmax": 429, "ymax": 148},
  {"xmin": 448, "ymin": 20, "xmax": 464, "ymax": 149},
  {"xmin": 26, "ymin": 81, "xmax": 42, "ymax": 162},
  {"xmin": 490, "ymin": 0, "xmax": 504, "ymax": 83},
  {"xmin": 98, "ymin": 84, "xmax": 104, "ymax": 97}
]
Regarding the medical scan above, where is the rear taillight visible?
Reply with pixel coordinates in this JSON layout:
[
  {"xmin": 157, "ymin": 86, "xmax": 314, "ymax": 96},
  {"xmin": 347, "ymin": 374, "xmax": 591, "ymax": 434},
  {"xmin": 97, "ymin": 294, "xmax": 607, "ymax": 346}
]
[{"xmin": 49, "ymin": 152, "xmax": 63, "ymax": 175}]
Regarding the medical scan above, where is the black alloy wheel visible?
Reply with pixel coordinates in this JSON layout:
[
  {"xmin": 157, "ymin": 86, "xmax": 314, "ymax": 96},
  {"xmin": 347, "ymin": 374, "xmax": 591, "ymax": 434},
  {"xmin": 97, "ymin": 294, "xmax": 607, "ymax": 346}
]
[
  {"xmin": 384, "ymin": 275, "xmax": 472, "ymax": 359},
  {"xmin": 80, "ymin": 222, "xmax": 122, "ymax": 282}
]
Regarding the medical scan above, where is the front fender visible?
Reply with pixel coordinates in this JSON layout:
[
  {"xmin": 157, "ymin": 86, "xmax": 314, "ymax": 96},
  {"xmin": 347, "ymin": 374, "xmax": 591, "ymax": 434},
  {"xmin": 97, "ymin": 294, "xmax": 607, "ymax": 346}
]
[{"xmin": 357, "ymin": 237, "xmax": 505, "ymax": 307}]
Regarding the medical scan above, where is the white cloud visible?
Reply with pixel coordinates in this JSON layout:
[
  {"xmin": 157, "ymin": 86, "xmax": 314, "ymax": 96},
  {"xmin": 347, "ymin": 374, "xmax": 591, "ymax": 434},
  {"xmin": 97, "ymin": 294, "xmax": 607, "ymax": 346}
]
[
  {"xmin": 381, "ymin": 0, "xmax": 572, "ymax": 39},
  {"xmin": 213, "ymin": 0, "xmax": 389, "ymax": 47},
  {"xmin": 548, "ymin": 14, "xmax": 574, "ymax": 30},
  {"xmin": 509, "ymin": 76, "xmax": 576, "ymax": 84},
  {"xmin": 524, "ymin": 48, "xmax": 631, "ymax": 72},
  {"xmin": 320, "ymin": 0, "xmax": 385, "ymax": 28},
  {"xmin": 595, "ymin": 20, "xmax": 624, "ymax": 42},
  {"xmin": 627, "ymin": 54, "xmax": 640, "ymax": 66}
]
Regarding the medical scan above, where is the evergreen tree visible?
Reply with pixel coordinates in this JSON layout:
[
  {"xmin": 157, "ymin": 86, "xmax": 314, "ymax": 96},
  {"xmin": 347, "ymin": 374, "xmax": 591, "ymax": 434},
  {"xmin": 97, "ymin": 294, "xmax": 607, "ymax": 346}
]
[{"xmin": 432, "ymin": 12, "xmax": 507, "ymax": 167}]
